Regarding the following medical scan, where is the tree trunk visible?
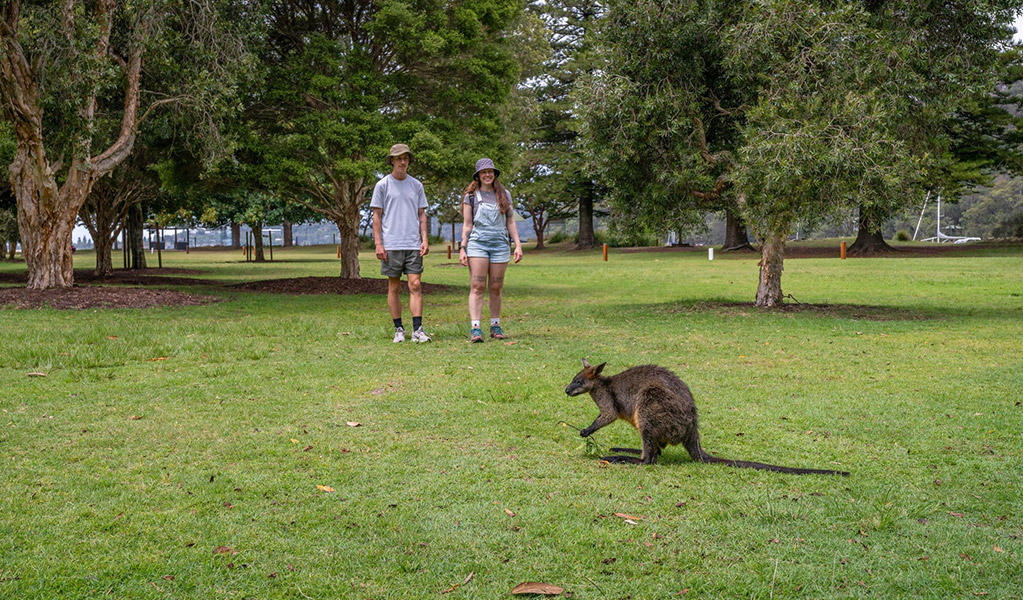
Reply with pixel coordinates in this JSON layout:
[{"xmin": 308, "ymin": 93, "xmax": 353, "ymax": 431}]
[
  {"xmin": 531, "ymin": 210, "xmax": 546, "ymax": 250},
  {"xmin": 755, "ymin": 231, "xmax": 786, "ymax": 308},
  {"xmin": 722, "ymin": 211, "xmax": 755, "ymax": 252},
  {"xmin": 575, "ymin": 181, "xmax": 595, "ymax": 250},
  {"xmin": 252, "ymin": 221, "xmax": 266, "ymax": 262},
  {"xmin": 282, "ymin": 219, "xmax": 293, "ymax": 247},
  {"xmin": 231, "ymin": 222, "xmax": 241, "ymax": 249},
  {"xmin": 127, "ymin": 204, "xmax": 146, "ymax": 269},
  {"xmin": 848, "ymin": 207, "xmax": 895, "ymax": 256},
  {"xmin": 333, "ymin": 213, "xmax": 361, "ymax": 278}
]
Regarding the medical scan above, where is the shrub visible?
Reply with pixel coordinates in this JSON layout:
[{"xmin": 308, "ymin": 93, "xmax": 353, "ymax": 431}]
[
  {"xmin": 894, "ymin": 229, "xmax": 911, "ymax": 241},
  {"xmin": 993, "ymin": 212, "xmax": 1023, "ymax": 239}
]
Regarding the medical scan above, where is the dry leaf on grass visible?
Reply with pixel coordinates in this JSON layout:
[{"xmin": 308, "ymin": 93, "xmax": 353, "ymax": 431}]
[
  {"xmin": 346, "ymin": 421, "xmax": 362, "ymax": 427},
  {"xmin": 129, "ymin": 415, "xmax": 143, "ymax": 420},
  {"xmin": 613, "ymin": 513, "xmax": 645, "ymax": 521},
  {"xmin": 505, "ymin": 508, "xmax": 516, "ymax": 517},
  {"xmin": 511, "ymin": 581, "xmax": 563, "ymax": 595},
  {"xmin": 148, "ymin": 357, "xmax": 170, "ymax": 361},
  {"xmin": 316, "ymin": 485, "xmax": 335, "ymax": 493},
  {"xmin": 440, "ymin": 571, "xmax": 474, "ymax": 594},
  {"xmin": 27, "ymin": 372, "xmax": 47, "ymax": 377},
  {"xmin": 213, "ymin": 546, "xmax": 237, "ymax": 555}
]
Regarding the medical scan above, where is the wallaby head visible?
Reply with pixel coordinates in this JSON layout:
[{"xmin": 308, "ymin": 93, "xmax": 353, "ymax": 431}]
[{"xmin": 564, "ymin": 358, "xmax": 606, "ymax": 396}]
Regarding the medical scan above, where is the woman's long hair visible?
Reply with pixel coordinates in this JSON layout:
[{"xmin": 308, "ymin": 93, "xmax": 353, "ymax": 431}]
[{"xmin": 463, "ymin": 176, "xmax": 511, "ymax": 214}]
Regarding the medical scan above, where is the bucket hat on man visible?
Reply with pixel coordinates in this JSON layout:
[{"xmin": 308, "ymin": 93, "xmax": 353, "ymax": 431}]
[{"xmin": 388, "ymin": 143, "xmax": 413, "ymax": 164}]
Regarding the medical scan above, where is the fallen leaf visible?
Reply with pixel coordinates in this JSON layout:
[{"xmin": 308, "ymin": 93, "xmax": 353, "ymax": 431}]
[
  {"xmin": 290, "ymin": 438, "xmax": 299, "ymax": 444},
  {"xmin": 148, "ymin": 357, "xmax": 170, "ymax": 361},
  {"xmin": 223, "ymin": 502, "xmax": 235, "ymax": 508},
  {"xmin": 27, "ymin": 372, "xmax": 47, "ymax": 377},
  {"xmin": 613, "ymin": 513, "xmax": 645, "ymax": 521},
  {"xmin": 316, "ymin": 485, "xmax": 335, "ymax": 493},
  {"xmin": 213, "ymin": 546, "xmax": 237, "ymax": 555},
  {"xmin": 512, "ymin": 582, "xmax": 563, "ymax": 595},
  {"xmin": 162, "ymin": 575, "xmax": 174, "ymax": 581},
  {"xmin": 107, "ymin": 336, "xmax": 120, "ymax": 340},
  {"xmin": 950, "ymin": 512, "xmax": 965, "ymax": 518},
  {"xmin": 993, "ymin": 546, "xmax": 1004, "ymax": 553},
  {"xmin": 505, "ymin": 508, "xmax": 516, "ymax": 517},
  {"xmin": 129, "ymin": 415, "xmax": 143, "ymax": 420},
  {"xmin": 268, "ymin": 572, "xmax": 277, "ymax": 579},
  {"xmin": 504, "ymin": 341, "xmax": 518, "ymax": 345},
  {"xmin": 441, "ymin": 571, "xmax": 474, "ymax": 594},
  {"xmin": 303, "ymin": 445, "xmax": 313, "ymax": 452},
  {"xmin": 346, "ymin": 421, "xmax": 362, "ymax": 427},
  {"xmin": 918, "ymin": 556, "xmax": 930, "ymax": 561},
  {"xmin": 678, "ymin": 589, "xmax": 690, "ymax": 595}
]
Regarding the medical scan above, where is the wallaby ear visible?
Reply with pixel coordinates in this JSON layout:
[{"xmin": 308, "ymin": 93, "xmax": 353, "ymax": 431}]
[
  {"xmin": 594, "ymin": 362, "xmax": 606, "ymax": 374},
  {"xmin": 581, "ymin": 358, "xmax": 591, "ymax": 368}
]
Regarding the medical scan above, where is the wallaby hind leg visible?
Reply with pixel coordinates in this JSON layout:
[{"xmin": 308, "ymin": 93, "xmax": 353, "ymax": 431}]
[{"xmin": 603, "ymin": 434, "xmax": 660, "ymax": 465}]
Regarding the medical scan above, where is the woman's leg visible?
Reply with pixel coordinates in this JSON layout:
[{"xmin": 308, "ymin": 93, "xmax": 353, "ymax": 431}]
[
  {"xmin": 468, "ymin": 257, "xmax": 490, "ymax": 324},
  {"xmin": 487, "ymin": 261, "xmax": 508, "ymax": 321}
]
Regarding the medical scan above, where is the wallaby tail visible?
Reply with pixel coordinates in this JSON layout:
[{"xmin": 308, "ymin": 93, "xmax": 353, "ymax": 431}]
[{"xmin": 692, "ymin": 445, "xmax": 849, "ymax": 476}]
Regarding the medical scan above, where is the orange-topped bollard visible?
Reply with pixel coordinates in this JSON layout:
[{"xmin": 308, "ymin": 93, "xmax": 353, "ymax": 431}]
[
  {"xmin": 603, "ymin": 243, "xmax": 608, "ymax": 262},
  {"xmin": 840, "ymin": 241, "xmax": 847, "ymax": 260},
  {"xmin": 337, "ymin": 245, "xmax": 341, "ymax": 258}
]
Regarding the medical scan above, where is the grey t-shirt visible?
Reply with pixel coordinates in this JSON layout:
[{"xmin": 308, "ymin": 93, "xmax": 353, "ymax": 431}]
[{"xmin": 370, "ymin": 174, "xmax": 428, "ymax": 250}]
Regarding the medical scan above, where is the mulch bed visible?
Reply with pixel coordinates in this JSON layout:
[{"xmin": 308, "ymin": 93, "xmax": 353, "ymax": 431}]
[
  {"xmin": 231, "ymin": 276, "xmax": 453, "ymax": 295},
  {"xmin": 0, "ymin": 286, "xmax": 223, "ymax": 310},
  {"xmin": 1, "ymin": 271, "xmax": 454, "ymax": 309}
]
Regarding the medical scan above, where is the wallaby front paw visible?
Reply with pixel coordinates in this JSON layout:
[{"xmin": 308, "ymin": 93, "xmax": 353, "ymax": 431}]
[{"xmin": 580, "ymin": 428, "xmax": 593, "ymax": 437}]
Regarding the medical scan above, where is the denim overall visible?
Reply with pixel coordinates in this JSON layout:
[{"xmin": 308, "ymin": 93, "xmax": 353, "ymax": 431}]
[{"xmin": 466, "ymin": 191, "xmax": 511, "ymax": 262}]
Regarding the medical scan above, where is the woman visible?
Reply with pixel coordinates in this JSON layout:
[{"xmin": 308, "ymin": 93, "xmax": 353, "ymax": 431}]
[{"xmin": 459, "ymin": 158, "xmax": 523, "ymax": 343}]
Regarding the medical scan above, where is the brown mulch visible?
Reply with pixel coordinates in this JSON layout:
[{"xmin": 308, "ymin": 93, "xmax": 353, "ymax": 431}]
[
  {"xmin": 231, "ymin": 276, "xmax": 453, "ymax": 295},
  {"xmin": 0, "ymin": 268, "xmax": 214, "ymax": 286},
  {"xmin": 678, "ymin": 301, "xmax": 933, "ymax": 322},
  {"xmin": 0, "ymin": 286, "xmax": 223, "ymax": 310}
]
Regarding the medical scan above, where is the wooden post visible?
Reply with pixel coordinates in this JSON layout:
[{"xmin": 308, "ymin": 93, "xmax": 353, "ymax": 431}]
[
  {"xmin": 447, "ymin": 244, "xmax": 451, "ymax": 259},
  {"xmin": 337, "ymin": 245, "xmax": 341, "ymax": 258},
  {"xmin": 840, "ymin": 241, "xmax": 847, "ymax": 260},
  {"xmin": 603, "ymin": 243, "xmax": 608, "ymax": 262}
]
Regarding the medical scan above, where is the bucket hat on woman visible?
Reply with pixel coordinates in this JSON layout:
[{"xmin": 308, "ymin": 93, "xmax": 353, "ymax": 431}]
[{"xmin": 472, "ymin": 157, "xmax": 501, "ymax": 180}]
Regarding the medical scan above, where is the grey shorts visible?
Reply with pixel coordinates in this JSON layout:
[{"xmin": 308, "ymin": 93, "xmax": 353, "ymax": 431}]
[
  {"xmin": 465, "ymin": 238, "xmax": 511, "ymax": 264},
  {"xmin": 381, "ymin": 250, "xmax": 424, "ymax": 277}
]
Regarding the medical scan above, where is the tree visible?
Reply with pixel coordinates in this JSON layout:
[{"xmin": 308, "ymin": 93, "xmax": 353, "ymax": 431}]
[
  {"xmin": 0, "ymin": 0, "xmax": 253, "ymax": 289},
  {"xmin": 80, "ymin": 152, "xmax": 161, "ymax": 276},
  {"xmin": 579, "ymin": 1, "xmax": 753, "ymax": 253},
  {"xmin": 234, "ymin": 0, "xmax": 522, "ymax": 279},
  {"xmin": 584, "ymin": 0, "xmax": 1021, "ymax": 307},
  {"xmin": 526, "ymin": 0, "xmax": 602, "ymax": 250}
]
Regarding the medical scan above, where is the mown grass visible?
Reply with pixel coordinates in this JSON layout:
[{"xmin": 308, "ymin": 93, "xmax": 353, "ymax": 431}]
[{"xmin": 1, "ymin": 242, "xmax": 1022, "ymax": 599}]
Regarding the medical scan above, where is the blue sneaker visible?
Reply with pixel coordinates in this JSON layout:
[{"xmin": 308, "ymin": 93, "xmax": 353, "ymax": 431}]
[
  {"xmin": 489, "ymin": 325, "xmax": 506, "ymax": 339},
  {"xmin": 470, "ymin": 327, "xmax": 484, "ymax": 343}
]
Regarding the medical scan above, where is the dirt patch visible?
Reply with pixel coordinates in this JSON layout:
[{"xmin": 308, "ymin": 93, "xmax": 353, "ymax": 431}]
[
  {"xmin": 232, "ymin": 276, "xmax": 454, "ymax": 295},
  {"xmin": 0, "ymin": 286, "xmax": 223, "ymax": 310},
  {"xmin": 672, "ymin": 301, "xmax": 933, "ymax": 321}
]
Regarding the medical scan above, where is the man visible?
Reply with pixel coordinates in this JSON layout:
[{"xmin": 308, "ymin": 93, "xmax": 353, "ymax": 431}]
[{"xmin": 370, "ymin": 143, "xmax": 431, "ymax": 343}]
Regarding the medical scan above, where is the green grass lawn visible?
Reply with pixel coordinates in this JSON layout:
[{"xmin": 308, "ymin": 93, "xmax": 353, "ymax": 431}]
[{"xmin": 2, "ymin": 242, "xmax": 1022, "ymax": 598}]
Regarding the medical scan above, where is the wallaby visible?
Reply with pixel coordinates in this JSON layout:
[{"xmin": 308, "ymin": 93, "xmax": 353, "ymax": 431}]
[{"xmin": 565, "ymin": 359, "xmax": 849, "ymax": 475}]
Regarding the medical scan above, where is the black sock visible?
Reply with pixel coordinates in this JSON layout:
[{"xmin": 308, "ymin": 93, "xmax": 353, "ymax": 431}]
[
  {"xmin": 412, "ymin": 316, "xmax": 422, "ymax": 331},
  {"xmin": 393, "ymin": 318, "xmax": 403, "ymax": 330}
]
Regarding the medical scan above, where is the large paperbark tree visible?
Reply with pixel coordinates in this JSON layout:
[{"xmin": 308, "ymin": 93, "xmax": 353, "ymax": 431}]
[{"xmin": 0, "ymin": 0, "xmax": 250, "ymax": 289}]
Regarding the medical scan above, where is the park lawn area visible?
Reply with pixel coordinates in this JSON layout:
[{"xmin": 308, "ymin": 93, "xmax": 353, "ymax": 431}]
[{"xmin": 1, "ymin": 243, "xmax": 1022, "ymax": 599}]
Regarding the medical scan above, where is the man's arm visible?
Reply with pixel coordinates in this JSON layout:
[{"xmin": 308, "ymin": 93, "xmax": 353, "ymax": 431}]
[
  {"xmin": 418, "ymin": 207, "xmax": 429, "ymax": 256},
  {"xmin": 372, "ymin": 207, "xmax": 386, "ymax": 261}
]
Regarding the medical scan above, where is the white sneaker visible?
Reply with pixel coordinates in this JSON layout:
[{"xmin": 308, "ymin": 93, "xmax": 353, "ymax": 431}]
[
  {"xmin": 393, "ymin": 327, "xmax": 405, "ymax": 343},
  {"xmin": 411, "ymin": 328, "xmax": 432, "ymax": 343}
]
